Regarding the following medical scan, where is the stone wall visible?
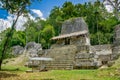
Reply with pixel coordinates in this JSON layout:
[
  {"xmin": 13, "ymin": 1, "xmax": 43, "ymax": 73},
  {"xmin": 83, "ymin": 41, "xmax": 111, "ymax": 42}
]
[
  {"xmin": 51, "ymin": 35, "xmax": 89, "ymax": 49},
  {"xmin": 37, "ymin": 45, "xmax": 77, "ymax": 70},
  {"xmin": 24, "ymin": 42, "xmax": 42, "ymax": 57},
  {"xmin": 70, "ymin": 35, "xmax": 87, "ymax": 46},
  {"xmin": 92, "ymin": 44, "xmax": 113, "ymax": 66},
  {"xmin": 37, "ymin": 44, "xmax": 98, "ymax": 69},
  {"xmin": 27, "ymin": 23, "xmax": 120, "ymax": 69},
  {"xmin": 39, "ymin": 45, "xmax": 77, "ymax": 61},
  {"xmin": 92, "ymin": 44, "xmax": 112, "ymax": 52},
  {"xmin": 12, "ymin": 45, "xmax": 24, "ymax": 56},
  {"xmin": 51, "ymin": 17, "xmax": 90, "ymax": 49},
  {"xmin": 112, "ymin": 24, "xmax": 120, "ymax": 60},
  {"xmin": 61, "ymin": 17, "xmax": 88, "ymax": 34},
  {"xmin": 28, "ymin": 44, "xmax": 115, "ymax": 69}
]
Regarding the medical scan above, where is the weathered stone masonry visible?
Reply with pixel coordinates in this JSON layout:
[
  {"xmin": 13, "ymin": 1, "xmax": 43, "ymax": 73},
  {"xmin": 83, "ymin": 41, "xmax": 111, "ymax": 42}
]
[{"xmin": 28, "ymin": 17, "xmax": 120, "ymax": 70}]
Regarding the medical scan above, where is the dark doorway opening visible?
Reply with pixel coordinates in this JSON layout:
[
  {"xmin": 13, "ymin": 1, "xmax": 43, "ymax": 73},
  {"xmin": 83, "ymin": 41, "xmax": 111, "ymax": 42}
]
[
  {"xmin": 102, "ymin": 61, "xmax": 108, "ymax": 65},
  {"xmin": 65, "ymin": 38, "xmax": 70, "ymax": 45}
]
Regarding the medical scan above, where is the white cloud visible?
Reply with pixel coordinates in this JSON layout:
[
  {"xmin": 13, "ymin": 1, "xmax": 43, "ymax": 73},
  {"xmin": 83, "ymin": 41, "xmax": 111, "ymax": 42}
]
[
  {"xmin": 103, "ymin": 0, "xmax": 114, "ymax": 13},
  {"xmin": 0, "ymin": 1, "xmax": 3, "ymax": 8},
  {"xmin": 31, "ymin": 9, "xmax": 43, "ymax": 17},
  {"xmin": 0, "ymin": 19, "xmax": 11, "ymax": 32},
  {"xmin": 15, "ymin": 15, "xmax": 28, "ymax": 30},
  {"xmin": 0, "ymin": 9, "xmax": 45, "ymax": 32},
  {"xmin": 0, "ymin": 14, "xmax": 29, "ymax": 32},
  {"xmin": 28, "ymin": 13, "xmax": 35, "ymax": 20},
  {"xmin": 105, "ymin": 5, "xmax": 113, "ymax": 13},
  {"xmin": 31, "ymin": 9, "xmax": 46, "ymax": 20}
]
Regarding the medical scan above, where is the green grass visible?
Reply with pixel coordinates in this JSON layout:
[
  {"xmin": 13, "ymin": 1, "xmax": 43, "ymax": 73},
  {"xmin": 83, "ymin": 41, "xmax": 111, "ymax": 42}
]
[
  {"xmin": 48, "ymin": 69, "xmax": 120, "ymax": 80},
  {"xmin": 1, "ymin": 65, "xmax": 31, "ymax": 71},
  {"xmin": 0, "ymin": 66, "xmax": 120, "ymax": 80},
  {"xmin": 1, "ymin": 56, "xmax": 120, "ymax": 80}
]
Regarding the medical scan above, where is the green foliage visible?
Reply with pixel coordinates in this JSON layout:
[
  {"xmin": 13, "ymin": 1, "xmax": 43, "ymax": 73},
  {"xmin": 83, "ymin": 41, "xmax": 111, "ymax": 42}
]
[
  {"xmin": 0, "ymin": 29, "xmax": 12, "ymax": 57},
  {"xmin": 24, "ymin": 19, "xmax": 55, "ymax": 49},
  {"xmin": 61, "ymin": 1, "xmax": 76, "ymax": 19},
  {"xmin": 90, "ymin": 32, "xmax": 113, "ymax": 45},
  {"xmin": 48, "ymin": 1, "xmax": 120, "ymax": 45},
  {"xmin": 0, "ymin": 0, "xmax": 42, "ymax": 70},
  {"xmin": 1, "ymin": 0, "xmax": 31, "ymax": 14},
  {"xmin": 1, "ymin": 0, "xmax": 119, "ymax": 51},
  {"xmin": 10, "ymin": 31, "xmax": 26, "ymax": 47},
  {"xmin": 24, "ymin": 19, "xmax": 42, "ymax": 43},
  {"xmin": 48, "ymin": 6, "xmax": 63, "ymax": 36},
  {"xmin": 0, "ymin": 29, "xmax": 26, "ymax": 47},
  {"xmin": 99, "ymin": 17, "xmax": 119, "ymax": 33},
  {"xmin": 0, "ymin": 45, "xmax": 2, "ymax": 59},
  {"xmin": 0, "ymin": 37, "xmax": 13, "ymax": 59},
  {"xmin": 39, "ymin": 24, "xmax": 55, "ymax": 49}
]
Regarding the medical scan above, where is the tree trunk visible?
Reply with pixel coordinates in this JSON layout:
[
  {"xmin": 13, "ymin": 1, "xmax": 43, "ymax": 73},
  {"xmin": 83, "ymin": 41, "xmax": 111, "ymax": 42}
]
[
  {"xmin": 0, "ymin": 59, "xmax": 2, "ymax": 70},
  {"xmin": 0, "ymin": 11, "xmax": 20, "ymax": 70}
]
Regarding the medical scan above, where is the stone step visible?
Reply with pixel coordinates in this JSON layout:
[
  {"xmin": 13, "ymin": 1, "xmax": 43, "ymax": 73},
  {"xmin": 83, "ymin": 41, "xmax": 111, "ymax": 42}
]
[
  {"xmin": 75, "ymin": 62, "xmax": 95, "ymax": 67},
  {"xmin": 45, "ymin": 64, "xmax": 72, "ymax": 66},
  {"xmin": 46, "ymin": 67, "xmax": 73, "ymax": 70},
  {"xmin": 46, "ymin": 66, "xmax": 73, "ymax": 70},
  {"xmin": 75, "ymin": 59, "xmax": 94, "ymax": 62},
  {"xmin": 46, "ymin": 66, "xmax": 73, "ymax": 68},
  {"xmin": 75, "ymin": 53, "xmax": 94, "ymax": 59},
  {"xmin": 43, "ymin": 60, "xmax": 73, "ymax": 64},
  {"xmin": 44, "ymin": 61, "xmax": 73, "ymax": 63},
  {"xmin": 44, "ymin": 60, "xmax": 73, "ymax": 70},
  {"xmin": 44, "ymin": 63, "xmax": 73, "ymax": 65}
]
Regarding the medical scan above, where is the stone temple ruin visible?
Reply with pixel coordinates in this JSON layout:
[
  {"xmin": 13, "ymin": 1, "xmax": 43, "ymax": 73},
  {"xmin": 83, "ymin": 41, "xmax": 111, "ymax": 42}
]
[{"xmin": 28, "ymin": 17, "xmax": 120, "ymax": 70}]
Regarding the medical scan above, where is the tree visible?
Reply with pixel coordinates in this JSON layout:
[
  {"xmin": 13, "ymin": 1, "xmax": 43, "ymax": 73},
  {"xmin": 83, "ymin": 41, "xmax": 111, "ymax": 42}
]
[
  {"xmin": 39, "ymin": 24, "xmax": 55, "ymax": 49},
  {"xmin": 10, "ymin": 31, "xmax": 26, "ymax": 47},
  {"xmin": 0, "ymin": 0, "xmax": 40, "ymax": 70},
  {"xmin": 24, "ymin": 19, "xmax": 42, "ymax": 43},
  {"xmin": 48, "ymin": 0, "xmax": 120, "ymax": 45},
  {"xmin": 103, "ymin": 0, "xmax": 120, "ymax": 20},
  {"xmin": 61, "ymin": 1, "xmax": 75, "ymax": 19},
  {"xmin": 48, "ymin": 6, "xmax": 63, "ymax": 36}
]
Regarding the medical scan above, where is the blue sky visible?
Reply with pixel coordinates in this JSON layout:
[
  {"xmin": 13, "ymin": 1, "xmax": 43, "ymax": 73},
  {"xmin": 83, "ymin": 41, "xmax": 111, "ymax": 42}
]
[
  {"xmin": 30, "ymin": 0, "xmax": 93, "ymax": 18},
  {"xmin": 0, "ymin": 0, "xmax": 101, "ymax": 32},
  {"xmin": 0, "ymin": 0, "xmax": 93, "ymax": 19}
]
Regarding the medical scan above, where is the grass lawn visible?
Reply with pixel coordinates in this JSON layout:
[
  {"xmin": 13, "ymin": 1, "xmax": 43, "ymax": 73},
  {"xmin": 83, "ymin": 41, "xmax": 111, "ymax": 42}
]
[{"xmin": 0, "ymin": 66, "xmax": 120, "ymax": 80}]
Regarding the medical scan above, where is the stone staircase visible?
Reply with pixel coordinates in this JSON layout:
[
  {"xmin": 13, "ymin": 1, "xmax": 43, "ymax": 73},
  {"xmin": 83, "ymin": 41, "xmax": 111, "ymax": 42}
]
[{"xmin": 43, "ymin": 60, "xmax": 73, "ymax": 70}]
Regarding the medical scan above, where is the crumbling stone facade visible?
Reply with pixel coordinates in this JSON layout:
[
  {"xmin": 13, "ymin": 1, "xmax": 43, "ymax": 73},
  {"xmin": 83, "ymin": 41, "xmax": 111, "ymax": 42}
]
[
  {"xmin": 112, "ymin": 24, "xmax": 120, "ymax": 60},
  {"xmin": 92, "ymin": 44, "xmax": 113, "ymax": 67},
  {"xmin": 28, "ymin": 18, "xmax": 120, "ymax": 70},
  {"xmin": 37, "ymin": 17, "xmax": 98, "ymax": 69}
]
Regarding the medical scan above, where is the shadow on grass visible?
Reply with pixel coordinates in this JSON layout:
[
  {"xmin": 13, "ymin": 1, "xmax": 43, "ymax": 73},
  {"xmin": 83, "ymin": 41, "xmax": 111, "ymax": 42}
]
[
  {"xmin": 40, "ymin": 78, "xmax": 54, "ymax": 80},
  {"xmin": 0, "ymin": 72, "xmax": 18, "ymax": 78}
]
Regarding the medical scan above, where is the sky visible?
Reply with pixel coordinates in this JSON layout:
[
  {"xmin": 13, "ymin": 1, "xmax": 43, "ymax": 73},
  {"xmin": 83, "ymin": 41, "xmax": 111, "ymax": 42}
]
[
  {"xmin": 0, "ymin": 0, "xmax": 94, "ymax": 19},
  {"xmin": 29, "ymin": 0, "xmax": 94, "ymax": 18},
  {"xmin": 0, "ymin": 0, "xmax": 110, "ymax": 32}
]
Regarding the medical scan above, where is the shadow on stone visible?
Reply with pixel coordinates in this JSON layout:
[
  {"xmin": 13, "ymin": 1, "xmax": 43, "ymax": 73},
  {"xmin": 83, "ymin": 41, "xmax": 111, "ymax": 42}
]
[{"xmin": 0, "ymin": 72, "xmax": 18, "ymax": 78}]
